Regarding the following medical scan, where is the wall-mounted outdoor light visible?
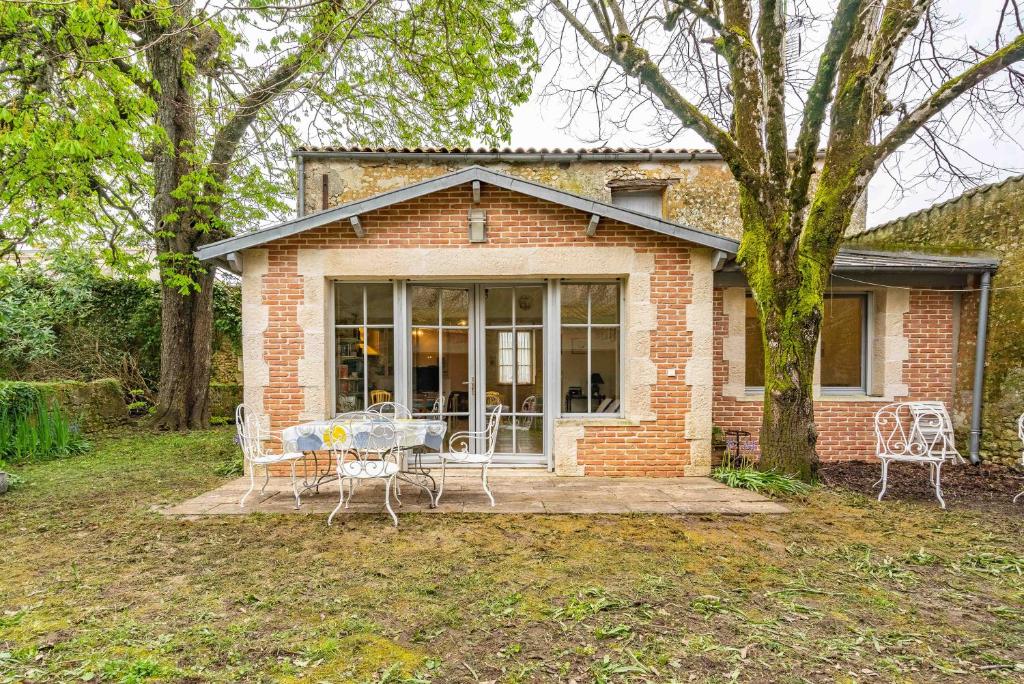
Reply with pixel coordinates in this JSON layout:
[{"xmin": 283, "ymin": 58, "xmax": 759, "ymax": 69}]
[{"xmin": 468, "ymin": 207, "xmax": 487, "ymax": 243}]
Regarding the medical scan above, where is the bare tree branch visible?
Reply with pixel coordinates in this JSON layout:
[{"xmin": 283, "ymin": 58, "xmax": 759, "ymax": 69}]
[{"xmin": 870, "ymin": 32, "xmax": 1024, "ymax": 170}]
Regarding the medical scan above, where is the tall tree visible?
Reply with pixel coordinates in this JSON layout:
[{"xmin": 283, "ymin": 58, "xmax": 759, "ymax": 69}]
[
  {"xmin": 546, "ymin": 0, "xmax": 1024, "ymax": 479},
  {"xmin": 1, "ymin": 0, "xmax": 537, "ymax": 428}
]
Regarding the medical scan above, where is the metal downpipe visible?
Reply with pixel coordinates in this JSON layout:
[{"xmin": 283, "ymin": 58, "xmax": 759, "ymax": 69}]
[{"xmin": 968, "ymin": 270, "xmax": 993, "ymax": 464}]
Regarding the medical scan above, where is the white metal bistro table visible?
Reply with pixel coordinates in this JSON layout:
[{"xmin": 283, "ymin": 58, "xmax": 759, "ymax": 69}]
[{"xmin": 282, "ymin": 417, "xmax": 448, "ymax": 505}]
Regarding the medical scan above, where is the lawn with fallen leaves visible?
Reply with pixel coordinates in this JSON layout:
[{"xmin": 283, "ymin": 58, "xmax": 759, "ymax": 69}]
[{"xmin": 1, "ymin": 428, "xmax": 1022, "ymax": 683}]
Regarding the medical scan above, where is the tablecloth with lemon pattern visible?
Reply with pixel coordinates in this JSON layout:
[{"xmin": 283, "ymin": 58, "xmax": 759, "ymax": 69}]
[{"xmin": 281, "ymin": 417, "xmax": 447, "ymax": 452}]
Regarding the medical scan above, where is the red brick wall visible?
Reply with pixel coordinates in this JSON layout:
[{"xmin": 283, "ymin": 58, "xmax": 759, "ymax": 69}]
[
  {"xmin": 711, "ymin": 288, "xmax": 957, "ymax": 462},
  {"xmin": 255, "ymin": 184, "xmax": 699, "ymax": 476}
]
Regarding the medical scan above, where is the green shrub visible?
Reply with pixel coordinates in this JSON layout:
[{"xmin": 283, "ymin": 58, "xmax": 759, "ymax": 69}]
[
  {"xmin": 0, "ymin": 381, "xmax": 89, "ymax": 464},
  {"xmin": 711, "ymin": 465, "xmax": 812, "ymax": 497}
]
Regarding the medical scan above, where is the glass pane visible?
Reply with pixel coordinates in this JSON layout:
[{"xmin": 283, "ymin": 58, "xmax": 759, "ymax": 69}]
[
  {"xmin": 411, "ymin": 327, "xmax": 439, "ymax": 412},
  {"xmin": 411, "ymin": 286, "xmax": 439, "ymax": 325},
  {"xmin": 560, "ymin": 327, "xmax": 588, "ymax": 413},
  {"xmin": 334, "ymin": 283, "xmax": 363, "ymax": 326},
  {"xmin": 441, "ymin": 288, "xmax": 470, "ymax": 326},
  {"xmin": 365, "ymin": 283, "xmax": 393, "ymax": 325},
  {"xmin": 494, "ymin": 415, "xmax": 515, "ymax": 455},
  {"xmin": 821, "ymin": 295, "xmax": 865, "ymax": 388},
  {"xmin": 441, "ymin": 329, "xmax": 470, "ymax": 404},
  {"xmin": 560, "ymin": 284, "xmax": 587, "ymax": 324},
  {"xmin": 484, "ymin": 287, "xmax": 514, "ymax": 326},
  {"xmin": 485, "ymin": 329, "xmax": 514, "ymax": 410},
  {"xmin": 590, "ymin": 284, "xmax": 619, "ymax": 324},
  {"xmin": 590, "ymin": 328, "xmax": 619, "ymax": 413},
  {"xmin": 514, "ymin": 416, "xmax": 544, "ymax": 456},
  {"xmin": 515, "ymin": 286, "xmax": 544, "ymax": 325},
  {"xmin": 745, "ymin": 297, "xmax": 765, "ymax": 387},
  {"xmin": 335, "ymin": 327, "xmax": 365, "ymax": 412},
  {"xmin": 365, "ymin": 328, "xmax": 394, "ymax": 404},
  {"xmin": 515, "ymin": 329, "xmax": 543, "ymax": 455}
]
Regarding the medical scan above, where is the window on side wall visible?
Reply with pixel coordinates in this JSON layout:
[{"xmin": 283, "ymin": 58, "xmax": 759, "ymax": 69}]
[
  {"xmin": 334, "ymin": 282, "xmax": 395, "ymax": 413},
  {"xmin": 820, "ymin": 293, "xmax": 868, "ymax": 393},
  {"xmin": 744, "ymin": 292, "xmax": 869, "ymax": 394},
  {"xmin": 560, "ymin": 282, "xmax": 621, "ymax": 415}
]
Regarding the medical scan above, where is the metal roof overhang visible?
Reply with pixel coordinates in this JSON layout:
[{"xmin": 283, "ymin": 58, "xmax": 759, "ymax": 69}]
[
  {"xmin": 195, "ymin": 165, "xmax": 740, "ymax": 264},
  {"xmin": 714, "ymin": 248, "xmax": 998, "ymax": 287}
]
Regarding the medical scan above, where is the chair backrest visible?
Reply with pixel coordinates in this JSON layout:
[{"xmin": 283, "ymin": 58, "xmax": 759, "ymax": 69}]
[
  {"xmin": 328, "ymin": 412, "xmax": 399, "ymax": 475},
  {"xmin": 431, "ymin": 394, "xmax": 447, "ymax": 415},
  {"xmin": 874, "ymin": 402, "xmax": 953, "ymax": 460},
  {"xmin": 521, "ymin": 395, "xmax": 537, "ymax": 413},
  {"xmin": 369, "ymin": 389, "xmax": 392, "ymax": 404},
  {"xmin": 235, "ymin": 404, "xmax": 265, "ymax": 463},
  {"xmin": 367, "ymin": 401, "xmax": 412, "ymax": 420},
  {"xmin": 484, "ymin": 405, "xmax": 503, "ymax": 457}
]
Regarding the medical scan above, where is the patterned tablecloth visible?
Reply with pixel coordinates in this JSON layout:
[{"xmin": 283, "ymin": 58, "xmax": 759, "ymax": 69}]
[{"xmin": 282, "ymin": 417, "xmax": 448, "ymax": 452}]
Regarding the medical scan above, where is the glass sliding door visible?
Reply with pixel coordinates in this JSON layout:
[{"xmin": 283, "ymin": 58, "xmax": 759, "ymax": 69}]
[
  {"xmin": 409, "ymin": 285, "xmax": 472, "ymax": 438},
  {"xmin": 334, "ymin": 282, "xmax": 395, "ymax": 413},
  {"xmin": 482, "ymin": 284, "xmax": 545, "ymax": 463}
]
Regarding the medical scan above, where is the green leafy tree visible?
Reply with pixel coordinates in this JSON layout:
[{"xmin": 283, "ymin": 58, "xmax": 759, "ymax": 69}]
[
  {"xmin": 1, "ymin": 0, "xmax": 537, "ymax": 428},
  {"xmin": 546, "ymin": 0, "xmax": 1024, "ymax": 479}
]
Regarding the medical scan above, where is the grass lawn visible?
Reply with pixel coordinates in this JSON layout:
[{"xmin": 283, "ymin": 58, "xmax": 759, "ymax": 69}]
[{"xmin": 1, "ymin": 429, "xmax": 1022, "ymax": 683}]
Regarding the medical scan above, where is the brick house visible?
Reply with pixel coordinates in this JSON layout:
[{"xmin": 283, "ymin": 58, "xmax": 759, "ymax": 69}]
[{"xmin": 196, "ymin": 148, "xmax": 997, "ymax": 476}]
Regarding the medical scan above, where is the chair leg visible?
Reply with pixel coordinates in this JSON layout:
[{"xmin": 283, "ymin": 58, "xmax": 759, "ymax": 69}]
[
  {"xmin": 1013, "ymin": 489, "xmax": 1024, "ymax": 504},
  {"xmin": 290, "ymin": 460, "xmax": 301, "ymax": 510},
  {"xmin": 877, "ymin": 459, "xmax": 890, "ymax": 502},
  {"xmin": 436, "ymin": 458, "xmax": 447, "ymax": 504},
  {"xmin": 240, "ymin": 460, "xmax": 256, "ymax": 507},
  {"xmin": 384, "ymin": 476, "xmax": 399, "ymax": 527},
  {"xmin": 260, "ymin": 467, "xmax": 270, "ymax": 494},
  {"xmin": 933, "ymin": 461, "xmax": 946, "ymax": 509},
  {"xmin": 328, "ymin": 475, "xmax": 346, "ymax": 526},
  {"xmin": 481, "ymin": 464, "xmax": 495, "ymax": 506}
]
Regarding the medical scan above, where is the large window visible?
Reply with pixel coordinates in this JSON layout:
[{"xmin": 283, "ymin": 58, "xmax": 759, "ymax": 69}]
[
  {"xmin": 334, "ymin": 283, "xmax": 395, "ymax": 412},
  {"xmin": 560, "ymin": 282, "xmax": 621, "ymax": 414},
  {"xmin": 820, "ymin": 293, "xmax": 868, "ymax": 392},
  {"xmin": 744, "ymin": 292, "xmax": 868, "ymax": 393}
]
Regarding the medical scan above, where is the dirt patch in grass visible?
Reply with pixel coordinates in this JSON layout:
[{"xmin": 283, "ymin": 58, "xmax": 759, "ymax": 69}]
[
  {"xmin": 821, "ymin": 460, "xmax": 1024, "ymax": 513},
  {"xmin": 1, "ymin": 428, "xmax": 1023, "ymax": 683}
]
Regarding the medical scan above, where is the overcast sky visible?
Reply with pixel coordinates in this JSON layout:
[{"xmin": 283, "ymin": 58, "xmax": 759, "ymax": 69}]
[{"xmin": 506, "ymin": 1, "xmax": 1023, "ymax": 227}]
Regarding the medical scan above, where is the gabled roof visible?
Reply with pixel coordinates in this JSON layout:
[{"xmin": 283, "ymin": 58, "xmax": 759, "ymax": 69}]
[
  {"xmin": 195, "ymin": 165, "xmax": 741, "ymax": 262},
  {"xmin": 293, "ymin": 146, "xmax": 725, "ymax": 161}
]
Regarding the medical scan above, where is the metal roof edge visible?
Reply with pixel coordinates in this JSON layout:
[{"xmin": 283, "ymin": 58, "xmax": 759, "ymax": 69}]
[{"xmin": 196, "ymin": 165, "xmax": 740, "ymax": 262}]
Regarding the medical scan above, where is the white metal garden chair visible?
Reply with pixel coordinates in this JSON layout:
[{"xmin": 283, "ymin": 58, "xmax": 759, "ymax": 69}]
[
  {"xmin": 367, "ymin": 401, "xmax": 413, "ymax": 419},
  {"xmin": 431, "ymin": 394, "xmax": 447, "ymax": 416},
  {"xmin": 1014, "ymin": 412, "xmax": 1024, "ymax": 504},
  {"xmin": 436, "ymin": 405, "xmax": 502, "ymax": 506},
  {"xmin": 327, "ymin": 412, "xmax": 402, "ymax": 526},
  {"xmin": 236, "ymin": 404, "xmax": 304, "ymax": 509},
  {"xmin": 873, "ymin": 401, "xmax": 961, "ymax": 508}
]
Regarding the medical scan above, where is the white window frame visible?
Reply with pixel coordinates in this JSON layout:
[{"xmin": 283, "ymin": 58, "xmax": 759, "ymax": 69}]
[
  {"xmin": 819, "ymin": 292, "xmax": 870, "ymax": 395},
  {"xmin": 558, "ymin": 280, "xmax": 624, "ymax": 417},
  {"xmin": 743, "ymin": 290, "xmax": 871, "ymax": 395},
  {"xmin": 332, "ymin": 281, "xmax": 396, "ymax": 412}
]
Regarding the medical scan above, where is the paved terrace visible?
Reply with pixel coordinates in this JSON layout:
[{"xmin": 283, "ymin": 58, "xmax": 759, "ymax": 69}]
[{"xmin": 160, "ymin": 471, "xmax": 789, "ymax": 517}]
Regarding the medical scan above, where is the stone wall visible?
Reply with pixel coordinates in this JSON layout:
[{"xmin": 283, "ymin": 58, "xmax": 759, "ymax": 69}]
[
  {"xmin": 848, "ymin": 174, "xmax": 1023, "ymax": 466},
  {"xmin": 300, "ymin": 152, "xmax": 868, "ymax": 241},
  {"xmin": 47, "ymin": 379, "xmax": 128, "ymax": 431}
]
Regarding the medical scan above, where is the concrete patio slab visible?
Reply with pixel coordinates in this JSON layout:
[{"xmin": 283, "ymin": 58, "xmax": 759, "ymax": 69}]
[{"xmin": 159, "ymin": 472, "xmax": 790, "ymax": 518}]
